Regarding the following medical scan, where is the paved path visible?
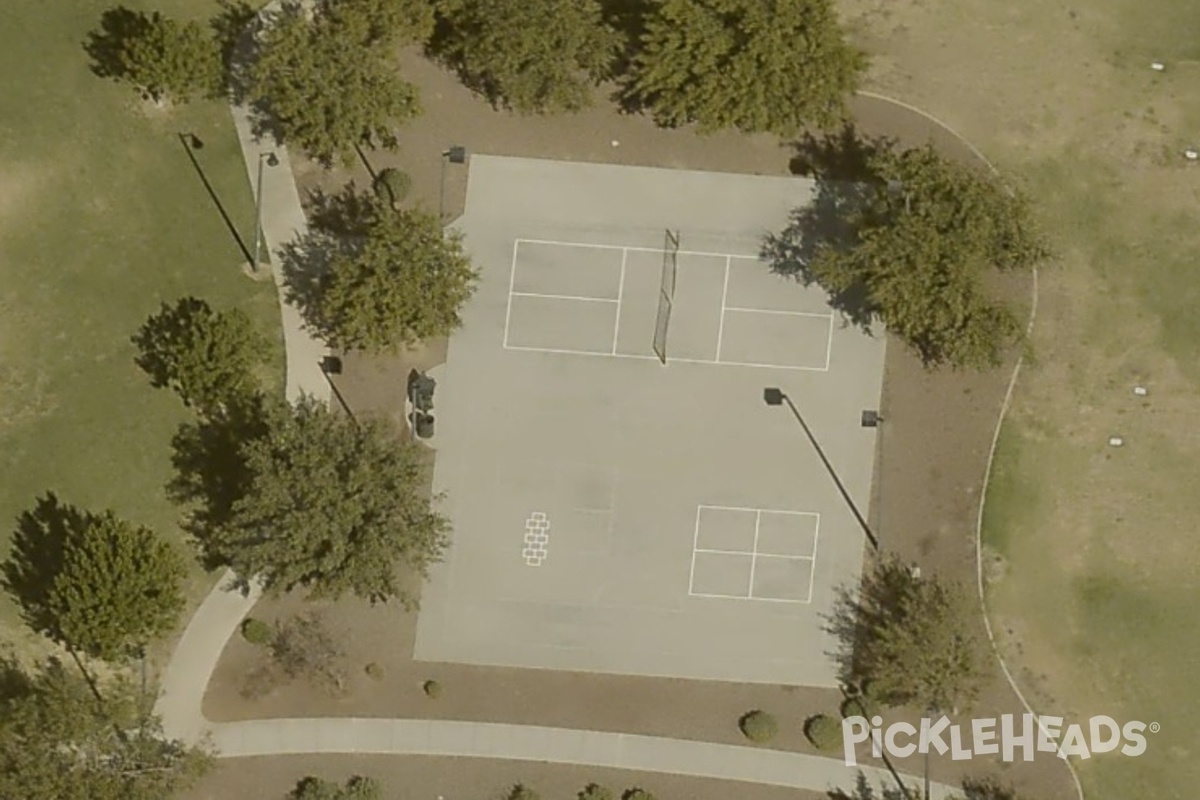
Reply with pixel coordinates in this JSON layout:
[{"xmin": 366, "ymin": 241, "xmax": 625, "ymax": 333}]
[{"xmin": 230, "ymin": 103, "xmax": 330, "ymax": 405}]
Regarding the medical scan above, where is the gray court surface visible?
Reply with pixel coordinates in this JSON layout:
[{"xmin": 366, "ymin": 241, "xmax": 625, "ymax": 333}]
[{"xmin": 413, "ymin": 156, "xmax": 886, "ymax": 687}]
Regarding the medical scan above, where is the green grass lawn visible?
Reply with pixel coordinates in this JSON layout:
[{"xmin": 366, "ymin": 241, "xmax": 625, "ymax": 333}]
[
  {"xmin": 0, "ymin": 0, "xmax": 283, "ymax": 644},
  {"xmin": 978, "ymin": 2, "xmax": 1200, "ymax": 796}
]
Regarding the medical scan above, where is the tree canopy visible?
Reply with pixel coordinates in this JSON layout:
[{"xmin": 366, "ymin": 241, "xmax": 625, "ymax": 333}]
[
  {"xmin": 2, "ymin": 493, "xmax": 186, "ymax": 661},
  {"xmin": 187, "ymin": 395, "xmax": 450, "ymax": 604},
  {"xmin": 132, "ymin": 296, "xmax": 264, "ymax": 414},
  {"xmin": 764, "ymin": 143, "xmax": 1050, "ymax": 369},
  {"xmin": 825, "ymin": 555, "xmax": 986, "ymax": 712},
  {"xmin": 431, "ymin": 0, "xmax": 621, "ymax": 113},
  {"xmin": 0, "ymin": 657, "xmax": 209, "ymax": 800},
  {"xmin": 624, "ymin": 0, "xmax": 864, "ymax": 134},
  {"xmin": 248, "ymin": 0, "xmax": 431, "ymax": 166},
  {"xmin": 285, "ymin": 192, "xmax": 478, "ymax": 352},
  {"xmin": 85, "ymin": 7, "xmax": 222, "ymax": 103}
]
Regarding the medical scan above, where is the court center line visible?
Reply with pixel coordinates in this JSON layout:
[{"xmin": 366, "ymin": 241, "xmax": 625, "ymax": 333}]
[
  {"xmin": 699, "ymin": 503, "xmax": 820, "ymax": 517},
  {"xmin": 688, "ymin": 591, "xmax": 807, "ymax": 605},
  {"xmin": 746, "ymin": 509, "xmax": 762, "ymax": 597},
  {"xmin": 723, "ymin": 306, "xmax": 834, "ymax": 319},
  {"xmin": 516, "ymin": 237, "xmax": 762, "ymax": 262},
  {"xmin": 694, "ymin": 548, "xmax": 814, "ymax": 562},
  {"xmin": 715, "ymin": 255, "xmax": 731, "ymax": 362},
  {"xmin": 823, "ymin": 314, "xmax": 835, "ymax": 370},
  {"xmin": 511, "ymin": 291, "xmax": 619, "ymax": 304},
  {"xmin": 687, "ymin": 506, "xmax": 703, "ymax": 595},
  {"xmin": 502, "ymin": 239, "xmax": 520, "ymax": 348},
  {"xmin": 807, "ymin": 515, "xmax": 822, "ymax": 603},
  {"xmin": 611, "ymin": 248, "xmax": 628, "ymax": 355},
  {"xmin": 503, "ymin": 344, "xmax": 830, "ymax": 371}
]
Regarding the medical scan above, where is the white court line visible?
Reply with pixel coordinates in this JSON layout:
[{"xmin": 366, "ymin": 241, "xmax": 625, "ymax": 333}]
[
  {"xmin": 687, "ymin": 506, "xmax": 703, "ymax": 597},
  {"xmin": 511, "ymin": 291, "xmax": 619, "ymax": 304},
  {"xmin": 823, "ymin": 314, "xmax": 835, "ymax": 370},
  {"xmin": 699, "ymin": 503, "xmax": 820, "ymax": 517},
  {"xmin": 516, "ymin": 237, "xmax": 761, "ymax": 262},
  {"xmin": 696, "ymin": 546, "xmax": 816, "ymax": 561},
  {"xmin": 502, "ymin": 239, "xmax": 520, "ymax": 348},
  {"xmin": 611, "ymin": 248, "xmax": 628, "ymax": 355},
  {"xmin": 689, "ymin": 590, "xmax": 807, "ymax": 604},
  {"xmin": 502, "ymin": 344, "xmax": 830, "ymax": 372},
  {"xmin": 715, "ymin": 255, "xmax": 730, "ymax": 362},
  {"xmin": 806, "ymin": 515, "xmax": 821, "ymax": 603},
  {"xmin": 724, "ymin": 307, "xmax": 834, "ymax": 319},
  {"xmin": 746, "ymin": 509, "xmax": 762, "ymax": 597}
]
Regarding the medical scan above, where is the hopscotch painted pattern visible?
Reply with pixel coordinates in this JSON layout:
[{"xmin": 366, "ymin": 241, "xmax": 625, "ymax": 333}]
[{"xmin": 523, "ymin": 512, "xmax": 550, "ymax": 566}]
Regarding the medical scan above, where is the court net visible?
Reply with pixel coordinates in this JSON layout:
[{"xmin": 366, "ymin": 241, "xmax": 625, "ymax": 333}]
[{"xmin": 652, "ymin": 229, "xmax": 681, "ymax": 364}]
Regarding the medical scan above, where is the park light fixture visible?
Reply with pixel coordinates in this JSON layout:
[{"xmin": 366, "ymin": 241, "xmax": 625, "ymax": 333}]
[
  {"xmin": 252, "ymin": 151, "xmax": 279, "ymax": 270},
  {"xmin": 763, "ymin": 387, "xmax": 880, "ymax": 551},
  {"xmin": 439, "ymin": 145, "xmax": 467, "ymax": 220}
]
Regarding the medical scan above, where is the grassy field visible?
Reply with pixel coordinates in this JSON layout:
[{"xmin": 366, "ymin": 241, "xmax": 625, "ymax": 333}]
[
  {"xmin": 837, "ymin": 0, "xmax": 1200, "ymax": 797},
  {"xmin": 0, "ymin": 0, "xmax": 283, "ymax": 649}
]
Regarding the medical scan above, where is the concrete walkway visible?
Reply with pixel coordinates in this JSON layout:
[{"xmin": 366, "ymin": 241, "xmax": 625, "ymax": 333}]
[{"xmin": 230, "ymin": 103, "xmax": 330, "ymax": 405}]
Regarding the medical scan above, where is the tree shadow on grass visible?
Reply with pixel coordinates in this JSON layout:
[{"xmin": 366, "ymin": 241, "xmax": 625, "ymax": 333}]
[
  {"xmin": 1, "ymin": 493, "xmax": 91, "ymax": 636},
  {"xmin": 168, "ymin": 394, "xmax": 270, "ymax": 574}
]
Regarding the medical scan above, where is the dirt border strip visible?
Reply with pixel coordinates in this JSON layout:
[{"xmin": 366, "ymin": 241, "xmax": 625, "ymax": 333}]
[{"xmin": 856, "ymin": 90, "xmax": 1084, "ymax": 800}]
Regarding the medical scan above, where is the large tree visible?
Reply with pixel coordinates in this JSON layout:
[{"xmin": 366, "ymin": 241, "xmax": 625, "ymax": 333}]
[
  {"xmin": 248, "ymin": 0, "xmax": 431, "ymax": 166},
  {"xmin": 825, "ymin": 555, "xmax": 987, "ymax": 713},
  {"xmin": 132, "ymin": 296, "xmax": 264, "ymax": 414},
  {"xmin": 0, "ymin": 657, "xmax": 210, "ymax": 800},
  {"xmin": 190, "ymin": 395, "xmax": 450, "ymax": 604},
  {"xmin": 85, "ymin": 7, "xmax": 222, "ymax": 104},
  {"xmin": 624, "ymin": 0, "xmax": 864, "ymax": 134},
  {"xmin": 285, "ymin": 193, "xmax": 478, "ymax": 352},
  {"xmin": 3, "ymin": 494, "xmax": 185, "ymax": 662},
  {"xmin": 764, "ymin": 143, "xmax": 1050, "ymax": 369},
  {"xmin": 431, "ymin": 0, "xmax": 620, "ymax": 113}
]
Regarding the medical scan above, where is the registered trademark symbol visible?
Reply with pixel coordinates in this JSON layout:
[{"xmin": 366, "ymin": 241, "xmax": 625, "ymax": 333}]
[{"xmin": 1149, "ymin": 722, "xmax": 1161, "ymax": 733}]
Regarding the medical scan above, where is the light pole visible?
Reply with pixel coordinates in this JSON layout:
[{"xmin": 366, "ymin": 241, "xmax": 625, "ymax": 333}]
[
  {"xmin": 439, "ymin": 145, "xmax": 467, "ymax": 221},
  {"xmin": 319, "ymin": 356, "xmax": 357, "ymax": 425},
  {"xmin": 763, "ymin": 387, "xmax": 880, "ymax": 551},
  {"xmin": 253, "ymin": 151, "xmax": 279, "ymax": 270}
]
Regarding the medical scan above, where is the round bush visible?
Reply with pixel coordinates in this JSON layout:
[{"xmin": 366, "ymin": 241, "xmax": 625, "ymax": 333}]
[
  {"xmin": 373, "ymin": 168, "xmax": 411, "ymax": 206},
  {"xmin": 805, "ymin": 714, "xmax": 844, "ymax": 752},
  {"xmin": 364, "ymin": 662, "xmax": 384, "ymax": 680},
  {"xmin": 738, "ymin": 709, "xmax": 779, "ymax": 743},
  {"xmin": 240, "ymin": 617, "xmax": 271, "ymax": 645},
  {"xmin": 423, "ymin": 679, "xmax": 442, "ymax": 698}
]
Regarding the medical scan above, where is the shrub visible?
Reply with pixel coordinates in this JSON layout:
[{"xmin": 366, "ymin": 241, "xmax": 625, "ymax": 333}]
[
  {"xmin": 365, "ymin": 662, "xmax": 384, "ymax": 680},
  {"xmin": 507, "ymin": 784, "xmax": 539, "ymax": 800},
  {"xmin": 805, "ymin": 714, "xmax": 844, "ymax": 752},
  {"xmin": 738, "ymin": 709, "xmax": 778, "ymax": 743},
  {"xmin": 241, "ymin": 617, "xmax": 271, "ymax": 645},
  {"xmin": 423, "ymin": 678, "xmax": 442, "ymax": 698},
  {"xmin": 373, "ymin": 167, "xmax": 411, "ymax": 206},
  {"xmin": 622, "ymin": 790, "xmax": 656, "ymax": 800},
  {"xmin": 578, "ymin": 784, "xmax": 613, "ymax": 800}
]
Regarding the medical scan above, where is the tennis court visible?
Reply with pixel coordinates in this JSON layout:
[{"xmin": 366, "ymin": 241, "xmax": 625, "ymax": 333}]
[{"xmin": 414, "ymin": 156, "xmax": 886, "ymax": 686}]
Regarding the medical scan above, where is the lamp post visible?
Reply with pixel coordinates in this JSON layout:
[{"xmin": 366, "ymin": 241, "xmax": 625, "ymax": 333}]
[
  {"xmin": 763, "ymin": 387, "xmax": 880, "ymax": 551},
  {"xmin": 319, "ymin": 356, "xmax": 357, "ymax": 425},
  {"xmin": 253, "ymin": 151, "xmax": 279, "ymax": 270},
  {"xmin": 439, "ymin": 145, "xmax": 467, "ymax": 221}
]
